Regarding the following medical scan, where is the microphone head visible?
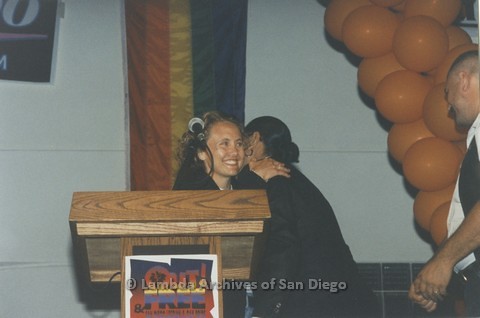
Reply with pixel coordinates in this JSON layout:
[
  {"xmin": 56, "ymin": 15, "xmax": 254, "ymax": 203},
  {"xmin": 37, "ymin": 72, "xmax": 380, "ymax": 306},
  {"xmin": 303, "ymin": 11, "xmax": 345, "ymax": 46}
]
[
  {"xmin": 188, "ymin": 117, "xmax": 205, "ymax": 134},
  {"xmin": 188, "ymin": 117, "xmax": 206, "ymax": 142}
]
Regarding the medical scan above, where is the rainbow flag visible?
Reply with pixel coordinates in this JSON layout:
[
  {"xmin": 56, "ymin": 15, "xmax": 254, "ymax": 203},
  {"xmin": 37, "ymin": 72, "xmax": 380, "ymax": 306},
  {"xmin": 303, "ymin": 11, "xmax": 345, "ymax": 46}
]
[{"xmin": 126, "ymin": 0, "xmax": 248, "ymax": 190}]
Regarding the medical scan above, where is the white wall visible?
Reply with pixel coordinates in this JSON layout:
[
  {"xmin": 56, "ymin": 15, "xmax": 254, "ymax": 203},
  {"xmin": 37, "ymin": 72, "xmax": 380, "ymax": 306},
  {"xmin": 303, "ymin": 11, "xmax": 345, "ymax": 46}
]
[
  {"xmin": 245, "ymin": 0, "xmax": 434, "ymax": 262},
  {"xmin": 0, "ymin": 0, "xmax": 127, "ymax": 317}
]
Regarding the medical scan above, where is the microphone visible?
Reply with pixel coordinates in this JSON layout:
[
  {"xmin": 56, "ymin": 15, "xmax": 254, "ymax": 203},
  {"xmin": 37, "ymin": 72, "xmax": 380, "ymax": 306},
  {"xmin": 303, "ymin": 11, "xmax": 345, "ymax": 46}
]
[{"xmin": 188, "ymin": 117, "xmax": 205, "ymax": 141}]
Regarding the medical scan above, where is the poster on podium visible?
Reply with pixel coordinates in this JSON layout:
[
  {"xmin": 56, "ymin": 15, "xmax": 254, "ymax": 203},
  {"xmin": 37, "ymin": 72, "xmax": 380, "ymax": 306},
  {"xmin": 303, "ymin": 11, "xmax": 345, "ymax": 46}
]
[{"xmin": 125, "ymin": 254, "xmax": 219, "ymax": 318}]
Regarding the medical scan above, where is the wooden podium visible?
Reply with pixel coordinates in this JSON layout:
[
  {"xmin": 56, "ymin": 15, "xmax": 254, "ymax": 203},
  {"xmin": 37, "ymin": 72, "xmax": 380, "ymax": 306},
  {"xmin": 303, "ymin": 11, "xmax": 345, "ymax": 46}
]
[{"xmin": 69, "ymin": 190, "xmax": 270, "ymax": 317}]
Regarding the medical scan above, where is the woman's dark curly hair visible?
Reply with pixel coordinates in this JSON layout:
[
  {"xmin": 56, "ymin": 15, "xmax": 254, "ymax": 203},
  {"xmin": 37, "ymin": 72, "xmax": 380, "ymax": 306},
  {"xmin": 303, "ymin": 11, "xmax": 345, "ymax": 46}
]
[
  {"xmin": 176, "ymin": 111, "xmax": 245, "ymax": 173},
  {"xmin": 244, "ymin": 116, "xmax": 299, "ymax": 164}
]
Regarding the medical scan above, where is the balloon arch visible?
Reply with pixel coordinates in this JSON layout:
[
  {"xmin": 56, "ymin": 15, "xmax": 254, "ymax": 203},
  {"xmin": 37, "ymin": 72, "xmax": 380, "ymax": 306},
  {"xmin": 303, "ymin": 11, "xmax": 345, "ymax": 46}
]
[{"xmin": 324, "ymin": 0, "xmax": 478, "ymax": 245}]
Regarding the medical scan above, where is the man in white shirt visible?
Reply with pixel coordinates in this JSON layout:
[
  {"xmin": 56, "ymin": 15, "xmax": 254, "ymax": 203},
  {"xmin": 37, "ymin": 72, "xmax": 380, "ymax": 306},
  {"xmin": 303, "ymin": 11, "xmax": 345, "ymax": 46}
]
[{"xmin": 409, "ymin": 49, "xmax": 480, "ymax": 316}]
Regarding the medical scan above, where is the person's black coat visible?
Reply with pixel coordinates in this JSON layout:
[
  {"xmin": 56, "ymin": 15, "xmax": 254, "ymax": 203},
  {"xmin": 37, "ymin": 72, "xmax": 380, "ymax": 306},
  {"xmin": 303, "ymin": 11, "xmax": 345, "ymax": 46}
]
[
  {"xmin": 236, "ymin": 165, "xmax": 380, "ymax": 317},
  {"xmin": 172, "ymin": 164, "xmax": 220, "ymax": 190}
]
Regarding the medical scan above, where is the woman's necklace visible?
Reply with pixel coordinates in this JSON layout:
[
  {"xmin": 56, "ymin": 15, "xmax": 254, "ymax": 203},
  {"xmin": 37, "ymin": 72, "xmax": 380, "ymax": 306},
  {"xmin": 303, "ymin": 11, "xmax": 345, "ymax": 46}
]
[{"xmin": 219, "ymin": 184, "xmax": 233, "ymax": 190}]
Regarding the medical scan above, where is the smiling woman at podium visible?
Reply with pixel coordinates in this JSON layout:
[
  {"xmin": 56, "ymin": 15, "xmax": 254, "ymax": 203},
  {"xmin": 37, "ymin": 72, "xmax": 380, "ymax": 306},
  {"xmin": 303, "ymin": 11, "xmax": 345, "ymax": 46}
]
[
  {"xmin": 173, "ymin": 111, "xmax": 289, "ymax": 191},
  {"xmin": 172, "ymin": 111, "xmax": 288, "ymax": 318},
  {"xmin": 173, "ymin": 111, "xmax": 245, "ymax": 191}
]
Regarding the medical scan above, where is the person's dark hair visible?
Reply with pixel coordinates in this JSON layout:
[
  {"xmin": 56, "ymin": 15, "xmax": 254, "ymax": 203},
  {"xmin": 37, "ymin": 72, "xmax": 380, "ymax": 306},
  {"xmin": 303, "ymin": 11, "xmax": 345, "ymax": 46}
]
[
  {"xmin": 176, "ymin": 111, "xmax": 245, "ymax": 173},
  {"xmin": 447, "ymin": 49, "xmax": 479, "ymax": 79},
  {"xmin": 245, "ymin": 116, "xmax": 299, "ymax": 164}
]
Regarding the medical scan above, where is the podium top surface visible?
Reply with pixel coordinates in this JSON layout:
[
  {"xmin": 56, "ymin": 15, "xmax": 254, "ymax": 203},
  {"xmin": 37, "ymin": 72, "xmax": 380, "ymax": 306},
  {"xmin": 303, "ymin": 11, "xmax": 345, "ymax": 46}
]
[
  {"xmin": 69, "ymin": 190, "xmax": 270, "ymax": 223},
  {"xmin": 69, "ymin": 190, "xmax": 271, "ymax": 283}
]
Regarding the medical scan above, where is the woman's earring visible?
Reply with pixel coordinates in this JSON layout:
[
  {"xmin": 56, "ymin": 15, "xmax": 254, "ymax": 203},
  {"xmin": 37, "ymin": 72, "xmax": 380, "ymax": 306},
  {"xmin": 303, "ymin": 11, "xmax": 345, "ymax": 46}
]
[{"xmin": 245, "ymin": 148, "xmax": 253, "ymax": 157}]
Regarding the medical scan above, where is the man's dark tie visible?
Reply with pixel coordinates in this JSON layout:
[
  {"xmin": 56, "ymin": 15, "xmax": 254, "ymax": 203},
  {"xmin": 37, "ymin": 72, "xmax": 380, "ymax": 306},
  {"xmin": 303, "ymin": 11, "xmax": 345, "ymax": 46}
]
[{"xmin": 459, "ymin": 136, "xmax": 480, "ymax": 259}]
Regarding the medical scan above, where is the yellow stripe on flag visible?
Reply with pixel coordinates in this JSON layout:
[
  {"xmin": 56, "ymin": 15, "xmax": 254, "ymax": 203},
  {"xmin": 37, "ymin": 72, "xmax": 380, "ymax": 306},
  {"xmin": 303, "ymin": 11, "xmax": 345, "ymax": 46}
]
[{"xmin": 169, "ymin": 0, "xmax": 194, "ymax": 179}]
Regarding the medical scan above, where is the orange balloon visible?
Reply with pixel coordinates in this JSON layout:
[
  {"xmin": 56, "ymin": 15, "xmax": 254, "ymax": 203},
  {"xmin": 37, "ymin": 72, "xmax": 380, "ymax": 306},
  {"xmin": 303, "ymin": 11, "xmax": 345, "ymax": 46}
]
[
  {"xmin": 425, "ymin": 68, "xmax": 438, "ymax": 76},
  {"xmin": 434, "ymin": 43, "xmax": 479, "ymax": 84},
  {"xmin": 357, "ymin": 52, "xmax": 405, "ymax": 97},
  {"xmin": 430, "ymin": 201, "xmax": 450, "ymax": 245},
  {"xmin": 404, "ymin": 0, "xmax": 462, "ymax": 26},
  {"xmin": 446, "ymin": 25, "xmax": 473, "ymax": 50},
  {"xmin": 453, "ymin": 139, "xmax": 467, "ymax": 155},
  {"xmin": 369, "ymin": 0, "xmax": 405, "ymax": 7},
  {"xmin": 403, "ymin": 137, "xmax": 463, "ymax": 191},
  {"xmin": 423, "ymin": 83, "xmax": 468, "ymax": 141},
  {"xmin": 342, "ymin": 5, "xmax": 400, "ymax": 58},
  {"xmin": 391, "ymin": 1, "xmax": 406, "ymax": 12},
  {"xmin": 425, "ymin": 73, "xmax": 436, "ymax": 84},
  {"xmin": 324, "ymin": 0, "xmax": 372, "ymax": 41},
  {"xmin": 375, "ymin": 70, "xmax": 433, "ymax": 123},
  {"xmin": 414, "ymin": 183, "xmax": 455, "ymax": 230},
  {"xmin": 388, "ymin": 119, "xmax": 434, "ymax": 163},
  {"xmin": 393, "ymin": 16, "xmax": 449, "ymax": 72}
]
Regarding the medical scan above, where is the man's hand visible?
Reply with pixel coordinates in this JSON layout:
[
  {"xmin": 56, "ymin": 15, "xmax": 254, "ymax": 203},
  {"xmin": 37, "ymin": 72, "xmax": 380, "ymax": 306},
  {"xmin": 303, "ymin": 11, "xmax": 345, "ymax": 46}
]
[
  {"xmin": 408, "ymin": 283, "xmax": 438, "ymax": 312},
  {"xmin": 408, "ymin": 257, "xmax": 453, "ymax": 312}
]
